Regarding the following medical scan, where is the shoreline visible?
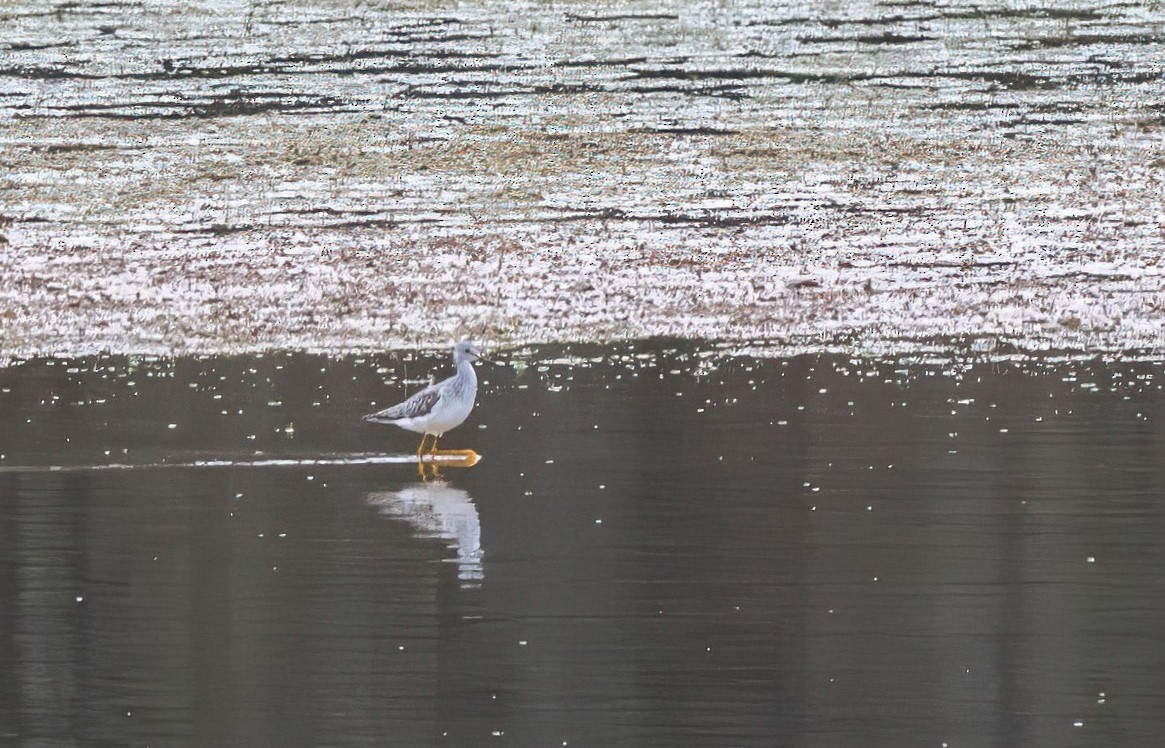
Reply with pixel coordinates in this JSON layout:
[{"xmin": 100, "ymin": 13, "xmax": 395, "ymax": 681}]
[
  {"xmin": 2, "ymin": 1, "xmax": 1162, "ymax": 363},
  {"xmin": 2, "ymin": 219, "xmax": 1163, "ymax": 362}
]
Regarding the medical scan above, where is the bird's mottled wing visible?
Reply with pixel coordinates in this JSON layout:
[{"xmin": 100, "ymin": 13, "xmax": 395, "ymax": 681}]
[{"xmin": 364, "ymin": 386, "xmax": 440, "ymax": 423}]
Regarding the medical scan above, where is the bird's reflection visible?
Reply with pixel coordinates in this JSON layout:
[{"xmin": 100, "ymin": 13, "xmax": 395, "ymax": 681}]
[{"xmin": 367, "ymin": 480, "xmax": 483, "ymax": 585}]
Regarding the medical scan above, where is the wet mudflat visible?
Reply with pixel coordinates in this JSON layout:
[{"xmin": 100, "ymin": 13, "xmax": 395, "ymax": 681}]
[
  {"xmin": 1, "ymin": 0, "xmax": 1164, "ymax": 355},
  {"xmin": 1, "ymin": 341, "xmax": 1164, "ymax": 746}
]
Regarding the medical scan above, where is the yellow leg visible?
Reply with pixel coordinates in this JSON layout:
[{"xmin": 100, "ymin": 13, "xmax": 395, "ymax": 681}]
[
  {"xmin": 417, "ymin": 434, "xmax": 431, "ymax": 478},
  {"xmin": 429, "ymin": 435, "xmax": 440, "ymax": 455}
]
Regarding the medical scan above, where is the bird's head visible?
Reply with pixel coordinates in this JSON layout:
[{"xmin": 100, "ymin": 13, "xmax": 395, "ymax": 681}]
[{"xmin": 454, "ymin": 340, "xmax": 491, "ymax": 364}]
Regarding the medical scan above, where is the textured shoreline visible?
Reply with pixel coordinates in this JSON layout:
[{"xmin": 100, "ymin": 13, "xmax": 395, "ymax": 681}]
[
  {"xmin": 2, "ymin": 0, "xmax": 1163, "ymax": 361},
  {"xmin": 2, "ymin": 220, "xmax": 1162, "ymax": 362}
]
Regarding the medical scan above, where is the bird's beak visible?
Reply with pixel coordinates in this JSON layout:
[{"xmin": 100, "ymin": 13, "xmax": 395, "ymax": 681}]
[{"xmin": 473, "ymin": 349, "xmax": 498, "ymax": 365}]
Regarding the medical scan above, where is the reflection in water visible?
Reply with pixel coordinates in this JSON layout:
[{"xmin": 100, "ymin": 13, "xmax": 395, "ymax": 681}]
[
  {"xmin": 2, "ymin": 345, "xmax": 1165, "ymax": 747},
  {"xmin": 368, "ymin": 481, "xmax": 484, "ymax": 585}
]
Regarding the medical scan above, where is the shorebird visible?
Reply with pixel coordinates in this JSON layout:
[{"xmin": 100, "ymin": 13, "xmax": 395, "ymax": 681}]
[{"xmin": 363, "ymin": 341, "xmax": 488, "ymax": 458}]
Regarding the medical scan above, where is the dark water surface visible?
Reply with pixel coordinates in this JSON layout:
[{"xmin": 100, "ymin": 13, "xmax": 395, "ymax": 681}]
[{"xmin": 1, "ymin": 342, "xmax": 1164, "ymax": 747}]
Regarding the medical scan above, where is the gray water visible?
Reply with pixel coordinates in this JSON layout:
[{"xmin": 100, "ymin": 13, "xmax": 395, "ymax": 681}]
[{"xmin": 1, "ymin": 342, "xmax": 1164, "ymax": 746}]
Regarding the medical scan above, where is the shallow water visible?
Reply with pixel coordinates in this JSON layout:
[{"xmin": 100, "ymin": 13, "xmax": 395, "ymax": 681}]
[{"xmin": 1, "ymin": 342, "xmax": 1164, "ymax": 746}]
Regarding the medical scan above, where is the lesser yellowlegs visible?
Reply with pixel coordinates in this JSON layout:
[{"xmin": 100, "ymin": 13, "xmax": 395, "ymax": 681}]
[{"xmin": 363, "ymin": 341, "xmax": 489, "ymax": 458}]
